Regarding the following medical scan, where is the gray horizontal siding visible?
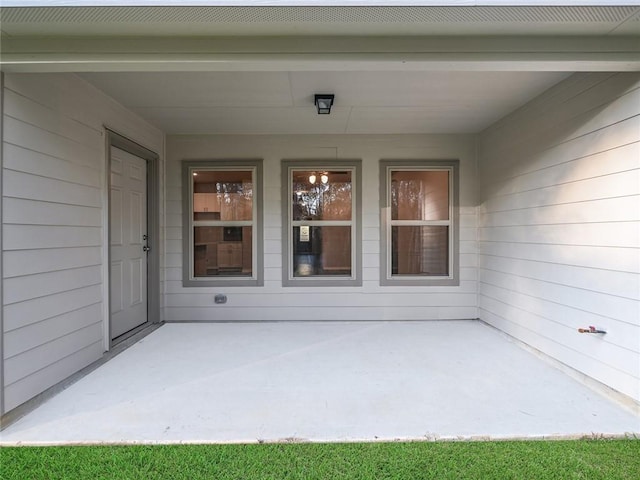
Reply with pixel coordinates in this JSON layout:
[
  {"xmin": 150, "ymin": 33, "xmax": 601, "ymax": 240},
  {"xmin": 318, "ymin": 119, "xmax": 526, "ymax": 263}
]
[
  {"xmin": 4, "ymin": 341, "xmax": 103, "ymax": 412},
  {"xmin": 3, "ymin": 266, "xmax": 103, "ymax": 305},
  {"xmin": 4, "ymin": 303, "xmax": 103, "ymax": 358},
  {"xmin": 163, "ymin": 306, "xmax": 480, "ymax": 322},
  {"xmin": 165, "ymin": 134, "xmax": 479, "ymax": 322},
  {"xmin": 2, "ymin": 73, "xmax": 163, "ymax": 414},
  {"xmin": 478, "ymin": 72, "xmax": 640, "ymax": 402},
  {"xmin": 3, "ymin": 246, "xmax": 102, "ymax": 278}
]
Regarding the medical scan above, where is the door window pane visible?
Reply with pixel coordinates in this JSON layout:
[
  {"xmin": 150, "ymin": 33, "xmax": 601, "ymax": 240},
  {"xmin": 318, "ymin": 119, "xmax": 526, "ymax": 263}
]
[{"xmin": 391, "ymin": 170, "xmax": 449, "ymax": 221}]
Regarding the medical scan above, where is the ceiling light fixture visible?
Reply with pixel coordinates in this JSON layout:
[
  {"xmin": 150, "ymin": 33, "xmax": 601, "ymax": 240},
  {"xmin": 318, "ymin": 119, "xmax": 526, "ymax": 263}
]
[{"xmin": 314, "ymin": 94, "xmax": 335, "ymax": 115}]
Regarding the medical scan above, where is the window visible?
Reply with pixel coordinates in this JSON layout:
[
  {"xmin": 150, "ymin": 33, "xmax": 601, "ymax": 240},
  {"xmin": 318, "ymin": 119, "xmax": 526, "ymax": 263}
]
[
  {"xmin": 380, "ymin": 160, "xmax": 459, "ymax": 286},
  {"xmin": 282, "ymin": 160, "xmax": 362, "ymax": 287},
  {"xmin": 182, "ymin": 160, "xmax": 263, "ymax": 287}
]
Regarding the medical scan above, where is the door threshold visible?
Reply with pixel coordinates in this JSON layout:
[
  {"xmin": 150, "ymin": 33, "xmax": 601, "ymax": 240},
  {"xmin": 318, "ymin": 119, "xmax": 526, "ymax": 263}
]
[{"xmin": 111, "ymin": 320, "xmax": 157, "ymax": 348}]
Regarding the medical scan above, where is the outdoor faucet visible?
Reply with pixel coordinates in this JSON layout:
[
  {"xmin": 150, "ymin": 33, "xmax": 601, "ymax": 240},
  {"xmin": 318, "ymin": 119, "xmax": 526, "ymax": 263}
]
[{"xmin": 578, "ymin": 326, "xmax": 606, "ymax": 334}]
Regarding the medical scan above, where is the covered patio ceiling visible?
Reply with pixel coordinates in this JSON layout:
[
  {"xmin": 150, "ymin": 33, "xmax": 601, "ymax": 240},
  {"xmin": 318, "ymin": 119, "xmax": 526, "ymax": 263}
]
[
  {"xmin": 77, "ymin": 70, "xmax": 569, "ymax": 134},
  {"xmin": 1, "ymin": 2, "xmax": 638, "ymax": 135}
]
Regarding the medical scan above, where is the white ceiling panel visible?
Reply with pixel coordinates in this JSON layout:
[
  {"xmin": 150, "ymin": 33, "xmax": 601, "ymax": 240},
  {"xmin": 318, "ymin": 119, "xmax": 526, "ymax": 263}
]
[
  {"xmin": 81, "ymin": 72, "xmax": 294, "ymax": 107},
  {"xmin": 80, "ymin": 70, "xmax": 568, "ymax": 134},
  {"xmin": 130, "ymin": 106, "xmax": 352, "ymax": 134},
  {"xmin": 288, "ymin": 71, "xmax": 567, "ymax": 107},
  {"xmin": 346, "ymin": 106, "xmax": 489, "ymax": 134}
]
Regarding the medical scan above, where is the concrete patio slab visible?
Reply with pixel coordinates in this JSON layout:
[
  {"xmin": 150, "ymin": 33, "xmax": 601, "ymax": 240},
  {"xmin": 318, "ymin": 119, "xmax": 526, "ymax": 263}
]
[{"xmin": 1, "ymin": 321, "xmax": 638, "ymax": 445}]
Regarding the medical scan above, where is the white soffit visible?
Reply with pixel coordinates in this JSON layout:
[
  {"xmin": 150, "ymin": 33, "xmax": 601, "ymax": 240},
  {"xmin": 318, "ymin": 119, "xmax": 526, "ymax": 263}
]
[
  {"xmin": 1, "ymin": 5, "xmax": 639, "ymax": 36},
  {"xmin": 2, "ymin": 1, "xmax": 640, "ymax": 5}
]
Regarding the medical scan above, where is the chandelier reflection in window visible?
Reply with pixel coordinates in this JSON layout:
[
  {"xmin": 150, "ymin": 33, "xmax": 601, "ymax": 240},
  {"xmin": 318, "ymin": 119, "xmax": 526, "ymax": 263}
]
[
  {"xmin": 294, "ymin": 171, "xmax": 330, "ymax": 220},
  {"xmin": 308, "ymin": 172, "xmax": 329, "ymax": 185},
  {"xmin": 292, "ymin": 170, "xmax": 351, "ymax": 222}
]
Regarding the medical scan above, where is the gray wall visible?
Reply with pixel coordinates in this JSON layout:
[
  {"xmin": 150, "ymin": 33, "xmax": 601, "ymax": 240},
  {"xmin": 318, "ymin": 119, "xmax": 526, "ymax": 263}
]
[
  {"xmin": 165, "ymin": 134, "xmax": 478, "ymax": 321},
  {"xmin": 478, "ymin": 72, "xmax": 640, "ymax": 402},
  {"xmin": 1, "ymin": 73, "xmax": 163, "ymax": 413},
  {"xmin": 4, "ymin": 69, "xmax": 637, "ymax": 415}
]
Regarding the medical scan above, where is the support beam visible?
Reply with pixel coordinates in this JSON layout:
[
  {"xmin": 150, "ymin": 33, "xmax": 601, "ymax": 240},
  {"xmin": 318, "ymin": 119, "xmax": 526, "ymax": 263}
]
[{"xmin": 1, "ymin": 36, "xmax": 639, "ymax": 72}]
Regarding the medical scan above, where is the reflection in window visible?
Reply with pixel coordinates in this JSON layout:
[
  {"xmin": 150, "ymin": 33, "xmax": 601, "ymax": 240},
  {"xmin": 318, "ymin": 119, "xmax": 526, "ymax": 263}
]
[
  {"xmin": 390, "ymin": 170, "xmax": 450, "ymax": 277},
  {"xmin": 392, "ymin": 226, "xmax": 448, "ymax": 276},
  {"xmin": 292, "ymin": 170, "xmax": 352, "ymax": 221},
  {"xmin": 293, "ymin": 226, "xmax": 352, "ymax": 276},
  {"xmin": 192, "ymin": 169, "xmax": 254, "ymax": 278},
  {"xmin": 287, "ymin": 168, "xmax": 357, "ymax": 281},
  {"xmin": 381, "ymin": 162, "xmax": 457, "ymax": 285},
  {"xmin": 391, "ymin": 170, "xmax": 449, "ymax": 221}
]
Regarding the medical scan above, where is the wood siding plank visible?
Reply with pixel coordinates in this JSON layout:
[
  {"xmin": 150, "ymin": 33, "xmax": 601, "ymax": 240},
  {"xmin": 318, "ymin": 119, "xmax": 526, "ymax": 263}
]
[
  {"xmin": 3, "ymin": 143, "xmax": 101, "ymax": 188},
  {"xmin": 3, "ymin": 198, "xmax": 102, "ymax": 227},
  {"xmin": 3, "ymin": 265, "xmax": 103, "ymax": 305},
  {"xmin": 4, "ymin": 285, "xmax": 103, "ymax": 332},
  {"xmin": 3, "ymin": 89, "xmax": 103, "ymax": 149},
  {"xmin": 4, "ymin": 323, "xmax": 103, "ymax": 385},
  {"xmin": 479, "ymin": 282, "xmax": 639, "ymax": 354},
  {"xmin": 163, "ymin": 305, "xmax": 478, "ymax": 322},
  {"xmin": 4, "ymin": 225, "xmax": 102, "ymax": 250},
  {"xmin": 2, "ymin": 73, "xmax": 164, "ymax": 414},
  {"xmin": 3, "ymin": 247, "xmax": 102, "ymax": 278},
  {"xmin": 3, "ymin": 341, "xmax": 103, "ymax": 412},
  {"xmin": 4, "ymin": 303, "xmax": 102, "ymax": 359},
  {"xmin": 3, "ymin": 116, "xmax": 101, "ymax": 169},
  {"xmin": 479, "ymin": 268, "xmax": 638, "ymax": 325},
  {"xmin": 479, "ymin": 242, "xmax": 639, "ymax": 274},
  {"xmin": 3, "ymin": 169, "xmax": 101, "ymax": 208},
  {"xmin": 478, "ymin": 72, "xmax": 640, "ymax": 402}
]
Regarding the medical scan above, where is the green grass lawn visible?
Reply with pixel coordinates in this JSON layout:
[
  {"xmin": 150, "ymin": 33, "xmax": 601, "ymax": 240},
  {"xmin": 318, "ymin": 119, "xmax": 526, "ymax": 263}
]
[{"xmin": 2, "ymin": 439, "xmax": 639, "ymax": 480}]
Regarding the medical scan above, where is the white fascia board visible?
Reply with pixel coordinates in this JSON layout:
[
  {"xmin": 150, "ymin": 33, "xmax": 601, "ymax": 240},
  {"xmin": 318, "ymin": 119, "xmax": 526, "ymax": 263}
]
[
  {"xmin": 3, "ymin": 1, "xmax": 640, "ymax": 7},
  {"xmin": 3, "ymin": 35, "xmax": 638, "ymax": 73}
]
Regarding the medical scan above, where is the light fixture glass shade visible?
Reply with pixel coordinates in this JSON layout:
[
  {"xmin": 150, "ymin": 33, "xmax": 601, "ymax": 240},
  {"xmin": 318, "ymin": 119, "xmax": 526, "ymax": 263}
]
[
  {"xmin": 321, "ymin": 174, "xmax": 329, "ymax": 184},
  {"xmin": 309, "ymin": 174, "xmax": 317, "ymax": 184},
  {"xmin": 314, "ymin": 94, "xmax": 335, "ymax": 114}
]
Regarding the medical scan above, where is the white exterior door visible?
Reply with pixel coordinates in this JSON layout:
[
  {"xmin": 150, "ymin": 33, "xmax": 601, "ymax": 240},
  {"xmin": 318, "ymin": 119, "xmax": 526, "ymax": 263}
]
[{"xmin": 110, "ymin": 147, "xmax": 148, "ymax": 340}]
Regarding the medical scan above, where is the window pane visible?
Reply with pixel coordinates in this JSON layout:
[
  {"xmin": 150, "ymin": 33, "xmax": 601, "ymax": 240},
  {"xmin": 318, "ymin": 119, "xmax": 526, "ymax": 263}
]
[
  {"xmin": 194, "ymin": 226, "xmax": 252, "ymax": 277},
  {"xmin": 392, "ymin": 226, "xmax": 448, "ymax": 276},
  {"xmin": 293, "ymin": 226, "xmax": 351, "ymax": 276},
  {"xmin": 292, "ymin": 170, "xmax": 352, "ymax": 221},
  {"xmin": 193, "ymin": 170, "xmax": 253, "ymax": 221},
  {"xmin": 391, "ymin": 170, "xmax": 449, "ymax": 221}
]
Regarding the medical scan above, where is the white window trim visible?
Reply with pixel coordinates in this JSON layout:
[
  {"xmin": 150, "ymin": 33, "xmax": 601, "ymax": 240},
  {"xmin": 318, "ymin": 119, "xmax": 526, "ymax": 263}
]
[
  {"xmin": 282, "ymin": 160, "xmax": 362, "ymax": 287},
  {"xmin": 380, "ymin": 160, "xmax": 460, "ymax": 287},
  {"xmin": 182, "ymin": 159, "xmax": 263, "ymax": 287}
]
